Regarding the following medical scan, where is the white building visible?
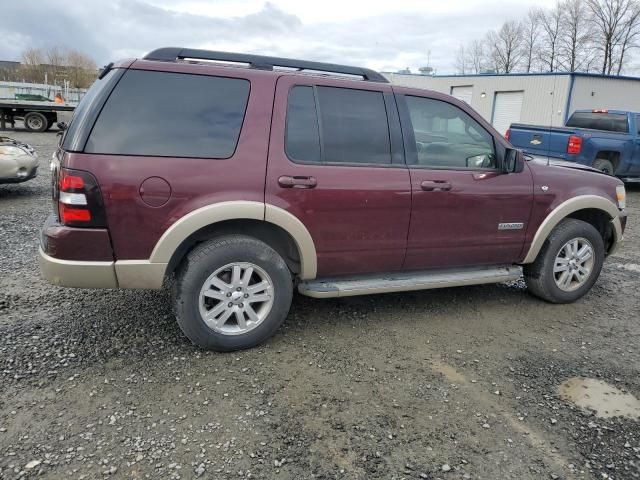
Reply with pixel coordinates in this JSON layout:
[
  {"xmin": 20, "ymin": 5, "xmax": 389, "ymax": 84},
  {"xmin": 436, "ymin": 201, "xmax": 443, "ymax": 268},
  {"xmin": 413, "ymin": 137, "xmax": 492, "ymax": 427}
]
[{"xmin": 384, "ymin": 72, "xmax": 640, "ymax": 136}]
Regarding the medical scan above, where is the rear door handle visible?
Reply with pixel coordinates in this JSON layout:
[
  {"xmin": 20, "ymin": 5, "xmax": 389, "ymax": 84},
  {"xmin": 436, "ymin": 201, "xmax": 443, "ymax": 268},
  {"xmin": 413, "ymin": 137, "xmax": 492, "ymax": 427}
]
[
  {"xmin": 278, "ymin": 175, "xmax": 317, "ymax": 189},
  {"xmin": 421, "ymin": 180, "xmax": 451, "ymax": 191}
]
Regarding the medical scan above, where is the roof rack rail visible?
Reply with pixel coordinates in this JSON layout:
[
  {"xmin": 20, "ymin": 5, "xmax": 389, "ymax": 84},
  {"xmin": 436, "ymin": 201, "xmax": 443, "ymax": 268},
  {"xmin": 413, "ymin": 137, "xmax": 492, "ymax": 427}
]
[{"xmin": 143, "ymin": 47, "xmax": 389, "ymax": 83}]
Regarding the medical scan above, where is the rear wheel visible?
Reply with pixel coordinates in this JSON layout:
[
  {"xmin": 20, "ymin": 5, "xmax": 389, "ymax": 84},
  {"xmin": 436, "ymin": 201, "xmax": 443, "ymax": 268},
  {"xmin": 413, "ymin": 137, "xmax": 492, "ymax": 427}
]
[
  {"xmin": 524, "ymin": 219, "xmax": 604, "ymax": 303},
  {"xmin": 173, "ymin": 235, "xmax": 293, "ymax": 351},
  {"xmin": 593, "ymin": 158, "xmax": 615, "ymax": 175},
  {"xmin": 23, "ymin": 112, "xmax": 48, "ymax": 132}
]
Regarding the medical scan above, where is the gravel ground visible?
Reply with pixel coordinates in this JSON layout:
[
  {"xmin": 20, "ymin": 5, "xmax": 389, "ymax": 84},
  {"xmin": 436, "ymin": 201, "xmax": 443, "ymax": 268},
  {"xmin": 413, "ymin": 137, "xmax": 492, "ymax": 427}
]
[{"xmin": 1, "ymin": 127, "xmax": 639, "ymax": 480}]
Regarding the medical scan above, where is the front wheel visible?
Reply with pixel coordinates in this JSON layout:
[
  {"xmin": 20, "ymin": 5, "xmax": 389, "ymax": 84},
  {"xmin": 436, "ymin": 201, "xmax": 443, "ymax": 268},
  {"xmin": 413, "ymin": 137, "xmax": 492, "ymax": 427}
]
[
  {"xmin": 524, "ymin": 219, "xmax": 605, "ymax": 303},
  {"xmin": 173, "ymin": 235, "xmax": 293, "ymax": 351}
]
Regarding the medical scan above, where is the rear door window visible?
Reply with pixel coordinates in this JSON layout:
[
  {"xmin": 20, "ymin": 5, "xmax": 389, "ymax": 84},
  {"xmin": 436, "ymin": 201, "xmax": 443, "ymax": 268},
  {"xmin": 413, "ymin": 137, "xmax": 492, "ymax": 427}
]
[
  {"xmin": 317, "ymin": 86, "xmax": 391, "ymax": 165},
  {"xmin": 566, "ymin": 112, "xmax": 629, "ymax": 133},
  {"xmin": 85, "ymin": 70, "xmax": 250, "ymax": 158},
  {"xmin": 285, "ymin": 85, "xmax": 392, "ymax": 165}
]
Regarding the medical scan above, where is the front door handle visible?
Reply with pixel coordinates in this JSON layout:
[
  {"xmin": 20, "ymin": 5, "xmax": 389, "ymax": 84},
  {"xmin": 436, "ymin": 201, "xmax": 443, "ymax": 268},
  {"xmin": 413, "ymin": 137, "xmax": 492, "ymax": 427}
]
[
  {"xmin": 278, "ymin": 175, "xmax": 317, "ymax": 189},
  {"xmin": 421, "ymin": 180, "xmax": 451, "ymax": 191}
]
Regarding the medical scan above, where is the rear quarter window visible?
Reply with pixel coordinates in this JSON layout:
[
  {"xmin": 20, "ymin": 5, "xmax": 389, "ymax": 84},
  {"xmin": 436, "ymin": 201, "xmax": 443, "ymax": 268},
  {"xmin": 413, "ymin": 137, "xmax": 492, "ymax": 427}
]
[
  {"xmin": 85, "ymin": 70, "xmax": 250, "ymax": 158},
  {"xmin": 566, "ymin": 112, "xmax": 629, "ymax": 133}
]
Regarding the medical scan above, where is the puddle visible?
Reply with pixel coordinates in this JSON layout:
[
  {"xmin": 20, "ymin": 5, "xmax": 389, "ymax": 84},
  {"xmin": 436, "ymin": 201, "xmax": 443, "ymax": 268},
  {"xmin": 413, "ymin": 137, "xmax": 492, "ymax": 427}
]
[
  {"xmin": 558, "ymin": 377, "xmax": 640, "ymax": 419},
  {"xmin": 431, "ymin": 361, "xmax": 467, "ymax": 384}
]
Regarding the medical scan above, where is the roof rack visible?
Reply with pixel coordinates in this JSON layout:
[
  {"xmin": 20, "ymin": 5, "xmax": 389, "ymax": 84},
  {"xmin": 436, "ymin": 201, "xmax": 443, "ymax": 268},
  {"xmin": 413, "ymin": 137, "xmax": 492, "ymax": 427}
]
[{"xmin": 143, "ymin": 47, "xmax": 389, "ymax": 83}]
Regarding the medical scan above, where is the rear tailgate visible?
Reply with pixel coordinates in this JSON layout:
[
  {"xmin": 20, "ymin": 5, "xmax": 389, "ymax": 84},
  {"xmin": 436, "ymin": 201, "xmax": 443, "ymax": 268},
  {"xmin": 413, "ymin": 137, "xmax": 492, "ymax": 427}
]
[{"xmin": 508, "ymin": 123, "xmax": 576, "ymax": 160}]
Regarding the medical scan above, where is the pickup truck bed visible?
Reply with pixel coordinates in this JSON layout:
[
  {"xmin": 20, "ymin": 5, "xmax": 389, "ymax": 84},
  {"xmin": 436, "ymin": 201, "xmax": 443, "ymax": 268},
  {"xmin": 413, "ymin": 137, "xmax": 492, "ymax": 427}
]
[{"xmin": 507, "ymin": 110, "xmax": 640, "ymax": 179}]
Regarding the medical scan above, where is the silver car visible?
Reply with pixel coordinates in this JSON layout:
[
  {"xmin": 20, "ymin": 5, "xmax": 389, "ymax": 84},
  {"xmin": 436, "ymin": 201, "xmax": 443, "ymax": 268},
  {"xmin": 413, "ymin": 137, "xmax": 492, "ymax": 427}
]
[{"xmin": 0, "ymin": 137, "xmax": 38, "ymax": 184}]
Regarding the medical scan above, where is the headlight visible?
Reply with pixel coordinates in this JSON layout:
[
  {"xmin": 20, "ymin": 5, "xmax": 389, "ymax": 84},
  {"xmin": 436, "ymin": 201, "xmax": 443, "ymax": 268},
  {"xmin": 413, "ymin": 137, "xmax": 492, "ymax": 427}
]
[
  {"xmin": 616, "ymin": 185, "xmax": 626, "ymax": 209},
  {"xmin": 0, "ymin": 145, "xmax": 28, "ymax": 156}
]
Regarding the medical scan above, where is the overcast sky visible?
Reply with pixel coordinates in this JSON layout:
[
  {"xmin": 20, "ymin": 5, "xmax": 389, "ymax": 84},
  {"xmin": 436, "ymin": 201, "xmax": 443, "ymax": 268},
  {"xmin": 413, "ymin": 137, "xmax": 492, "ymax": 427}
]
[{"xmin": 2, "ymin": 0, "xmax": 559, "ymax": 74}]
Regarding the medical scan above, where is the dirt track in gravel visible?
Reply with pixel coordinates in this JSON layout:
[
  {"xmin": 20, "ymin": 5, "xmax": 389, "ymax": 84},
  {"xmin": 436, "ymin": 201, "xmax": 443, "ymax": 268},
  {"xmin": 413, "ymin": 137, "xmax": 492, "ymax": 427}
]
[{"xmin": 1, "ymin": 128, "xmax": 639, "ymax": 480}]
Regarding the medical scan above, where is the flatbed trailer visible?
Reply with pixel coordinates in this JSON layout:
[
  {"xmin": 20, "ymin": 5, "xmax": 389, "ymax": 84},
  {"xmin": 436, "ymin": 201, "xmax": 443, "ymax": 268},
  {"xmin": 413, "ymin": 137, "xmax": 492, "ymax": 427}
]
[{"xmin": 0, "ymin": 100, "xmax": 75, "ymax": 132}]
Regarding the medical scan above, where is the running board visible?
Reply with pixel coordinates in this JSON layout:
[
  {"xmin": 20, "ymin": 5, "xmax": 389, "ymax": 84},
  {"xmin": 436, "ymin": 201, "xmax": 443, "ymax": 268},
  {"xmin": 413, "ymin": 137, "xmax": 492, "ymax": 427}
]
[{"xmin": 298, "ymin": 265, "xmax": 522, "ymax": 298}]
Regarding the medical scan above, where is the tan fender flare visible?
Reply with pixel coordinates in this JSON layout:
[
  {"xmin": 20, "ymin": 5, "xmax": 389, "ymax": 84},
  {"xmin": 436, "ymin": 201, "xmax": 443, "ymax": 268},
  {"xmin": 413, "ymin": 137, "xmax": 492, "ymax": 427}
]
[
  {"xmin": 265, "ymin": 204, "xmax": 317, "ymax": 280},
  {"xmin": 521, "ymin": 195, "xmax": 622, "ymax": 264},
  {"xmin": 115, "ymin": 201, "xmax": 318, "ymax": 289}
]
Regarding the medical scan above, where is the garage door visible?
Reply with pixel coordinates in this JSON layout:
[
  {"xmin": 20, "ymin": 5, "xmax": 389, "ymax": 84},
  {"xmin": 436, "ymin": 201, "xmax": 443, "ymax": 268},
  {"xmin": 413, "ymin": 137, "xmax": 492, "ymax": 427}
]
[
  {"xmin": 492, "ymin": 91, "xmax": 524, "ymax": 137},
  {"xmin": 451, "ymin": 86, "xmax": 473, "ymax": 105}
]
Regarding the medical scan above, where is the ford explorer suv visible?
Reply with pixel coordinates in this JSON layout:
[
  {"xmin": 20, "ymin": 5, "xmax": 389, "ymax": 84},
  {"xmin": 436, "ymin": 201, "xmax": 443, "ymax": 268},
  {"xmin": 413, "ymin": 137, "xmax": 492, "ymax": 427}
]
[
  {"xmin": 39, "ymin": 48, "xmax": 628, "ymax": 351},
  {"xmin": 507, "ymin": 109, "xmax": 640, "ymax": 178}
]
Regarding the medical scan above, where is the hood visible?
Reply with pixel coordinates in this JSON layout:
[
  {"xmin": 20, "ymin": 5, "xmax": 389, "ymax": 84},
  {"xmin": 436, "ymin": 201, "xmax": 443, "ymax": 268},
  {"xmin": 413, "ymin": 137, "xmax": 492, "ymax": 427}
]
[{"xmin": 526, "ymin": 155, "xmax": 606, "ymax": 175}]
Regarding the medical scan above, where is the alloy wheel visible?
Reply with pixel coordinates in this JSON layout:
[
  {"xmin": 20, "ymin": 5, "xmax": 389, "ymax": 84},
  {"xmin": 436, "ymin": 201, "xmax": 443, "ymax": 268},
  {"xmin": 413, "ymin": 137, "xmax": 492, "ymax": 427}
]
[
  {"xmin": 553, "ymin": 237, "xmax": 595, "ymax": 292},
  {"xmin": 198, "ymin": 262, "xmax": 274, "ymax": 335}
]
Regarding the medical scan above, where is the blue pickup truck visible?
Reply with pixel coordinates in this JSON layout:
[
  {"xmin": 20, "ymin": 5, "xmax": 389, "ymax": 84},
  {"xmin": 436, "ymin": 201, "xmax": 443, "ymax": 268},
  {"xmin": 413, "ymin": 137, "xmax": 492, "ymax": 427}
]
[{"xmin": 507, "ymin": 109, "xmax": 640, "ymax": 179}]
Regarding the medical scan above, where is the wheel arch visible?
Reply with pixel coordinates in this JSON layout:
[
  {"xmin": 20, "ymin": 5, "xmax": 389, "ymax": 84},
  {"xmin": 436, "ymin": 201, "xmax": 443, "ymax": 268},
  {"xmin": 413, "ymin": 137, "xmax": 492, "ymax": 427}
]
[
  {"xmin": 594, "ymin": 151, "xmax": 621, "ymax": 171},
  {"xmin": 115, "ymin": 201, "xmax": 317, "ymax": 289},
  {"xmin": 521, "ymin": 195, "xmax": 622, "ymax": 264}
]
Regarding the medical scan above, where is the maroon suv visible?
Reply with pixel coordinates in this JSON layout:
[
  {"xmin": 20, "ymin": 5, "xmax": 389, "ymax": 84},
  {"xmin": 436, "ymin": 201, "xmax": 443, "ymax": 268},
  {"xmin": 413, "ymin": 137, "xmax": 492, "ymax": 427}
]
[{"xmin": 40, "ymin": 48, "xmax": 628, "ymax": 351}]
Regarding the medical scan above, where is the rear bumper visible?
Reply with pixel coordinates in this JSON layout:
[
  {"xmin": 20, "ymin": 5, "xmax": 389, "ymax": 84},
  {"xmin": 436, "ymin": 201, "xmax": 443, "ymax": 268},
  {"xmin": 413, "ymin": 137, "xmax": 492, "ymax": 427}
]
[
  {"xmin": 39, "ymin": 248, "xmax": 118, "ymax": 288},
  {"xmin": 39, "ymin": 214, "xmax": 118, "ymax": 288},
  {"xmin": 41, "ymin": 214, "xmax": 113, "ymax": 261},
  {"xmin": 39, "ymin": 214, "xmax": 166, "ymax": 289}
]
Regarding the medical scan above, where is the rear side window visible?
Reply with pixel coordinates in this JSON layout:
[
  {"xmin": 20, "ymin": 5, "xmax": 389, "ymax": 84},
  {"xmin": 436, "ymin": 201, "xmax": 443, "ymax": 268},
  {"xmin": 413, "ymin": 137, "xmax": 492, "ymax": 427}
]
[
  {"xmin": 85, "ymin": 70, "xmax": 250, "ymax": 158},
  {"xmin": 285, "ymin": 85, "xmax": 391, "ymax": 165},
  {"xmin": 286, "ymin": 86, "xmax": 321, "ymax": 162},
  {"xmin": 566, "ymin": 112, "xmax": 628, "ymax": 133}
]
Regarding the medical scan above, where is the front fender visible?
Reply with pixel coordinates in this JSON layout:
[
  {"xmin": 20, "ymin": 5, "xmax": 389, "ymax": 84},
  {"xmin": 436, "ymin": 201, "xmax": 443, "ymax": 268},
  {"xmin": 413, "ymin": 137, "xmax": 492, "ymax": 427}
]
[{"xmin": 521, "ymin": 195, "xmax": 622, "ymax": 263}]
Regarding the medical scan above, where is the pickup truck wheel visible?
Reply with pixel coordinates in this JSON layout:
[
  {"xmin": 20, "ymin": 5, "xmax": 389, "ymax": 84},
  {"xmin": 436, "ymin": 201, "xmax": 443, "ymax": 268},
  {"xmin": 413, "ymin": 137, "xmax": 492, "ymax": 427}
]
[
  {"xmin": 592, "ymin": 158, "xmax": 615, "ymax": 175},
  {"xmin": 173, "ymin": 235, "xmax": 293, "ymax": 351},
  {"xmin": 523, "ymin": 219, "xmax": 604, "ymax": 304},
  {"xmin": 23, "ymin": 112, "xmax": 48, "ymax": 132}
]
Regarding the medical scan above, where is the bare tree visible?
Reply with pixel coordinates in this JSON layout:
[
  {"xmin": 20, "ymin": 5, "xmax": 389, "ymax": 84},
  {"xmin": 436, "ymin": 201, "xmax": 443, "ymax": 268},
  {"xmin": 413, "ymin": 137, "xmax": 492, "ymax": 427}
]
[
  {"xmin": 521, "ymin": 9, "xmax": 542, "ymax": 72},
  {"xmin": 454, "ymin": 45, "xmax": 469, "ymax": 74},
  {"xmin": 467, "ymin": 39, "xmax": 487, "ymax": 73},
  {"xmin": 45, "ymin": 45, "xmax": 66, "ymax": 84},
  {"xmin": 539, "ymin": 3, "xmax": 564, "ymax": 71},
  {"xmin": 587, "ymin": 0, "xmax": 640, "ymax": 74},
  {"xmin": 17, "ymin": 46, "xmax": 97, "ymax": 87},
  {"xmin": 452, "ymin": 0, "xmax": 640, "ymax": 75},
  {"xmin": 486, "ymin": 20, "xmax": 525, "ymax": 73},
  {"xmin": 614, "ymin": 0, "xmax": 640, "ymax": 73},
  {"xmin": 559, "ymin": 0, "xmax": 596, "ymax": 71},
  {"xmin": 66, "ymin": 49, "xmax": 97, "ymax": 88}
]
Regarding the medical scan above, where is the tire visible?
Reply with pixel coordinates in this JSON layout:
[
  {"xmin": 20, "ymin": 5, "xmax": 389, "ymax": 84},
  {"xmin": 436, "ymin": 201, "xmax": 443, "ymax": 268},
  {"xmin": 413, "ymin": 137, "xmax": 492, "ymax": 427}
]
[
  {"xmin": 173, "ymin": 235, "xmax": 293, "ymax": 351},
  {"xmin": 592, "ymin": 158, "xmax": 615, "ymax": 175},
  {"xmin": 23, "ymin": 112, "xmax": 48, "ymax": 132},
  {"xmin": 524, "ymin": 219, "xmax": 604, "ymax": 304},
  {"xmin": 44, "ymin": 115, "xmax": 55, "ymax": 131}
]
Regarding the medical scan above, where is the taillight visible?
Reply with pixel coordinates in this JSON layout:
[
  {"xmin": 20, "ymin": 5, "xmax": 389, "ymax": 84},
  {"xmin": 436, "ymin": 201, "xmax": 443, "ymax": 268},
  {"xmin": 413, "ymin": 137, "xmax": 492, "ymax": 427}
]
[
  {"xmin": 567, "ymin": 135, "xmax": 582, "ymax": 155},
  {"xmin": 505, "ymin": 129, "xmax": 511, "ymax": 141},
  {"xmin": 57, "ymin": 167, "xmax": 107, "ymax": 227}
]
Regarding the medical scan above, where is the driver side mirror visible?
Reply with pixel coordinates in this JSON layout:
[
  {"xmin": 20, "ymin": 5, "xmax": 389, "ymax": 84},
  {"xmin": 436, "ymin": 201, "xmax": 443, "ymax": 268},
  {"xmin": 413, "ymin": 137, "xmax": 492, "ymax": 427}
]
[{"xmin": 503, "ymin": 148, "xmax": 524, "ymax": 173}]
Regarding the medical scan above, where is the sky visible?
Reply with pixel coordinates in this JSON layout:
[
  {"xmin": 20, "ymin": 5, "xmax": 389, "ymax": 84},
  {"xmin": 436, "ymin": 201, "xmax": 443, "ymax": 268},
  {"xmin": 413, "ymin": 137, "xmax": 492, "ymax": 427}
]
[{"xmin": 1, "ymin": 0, "xmax": 559, "ymax": 74}]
